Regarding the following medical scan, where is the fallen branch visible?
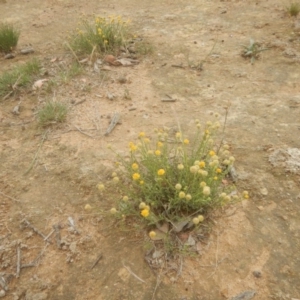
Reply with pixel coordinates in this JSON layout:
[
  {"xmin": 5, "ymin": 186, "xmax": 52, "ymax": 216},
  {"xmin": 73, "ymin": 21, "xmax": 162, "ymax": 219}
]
[
  {"xmin": 123, "ymin": 263, "xmax": 145, "ymax": 283},
  {"xmin": 104, "ymin": 112, "xmax": 120, "ymax": 136},
  {"xmin": 64, "ymin": 42, "xmax": 80, "ymax": 64},
  {"xmin": 74, "ymin": 125, "xmax": 95, "ymax": 138},
  {"xmin": 16, "ymin": 245, "xmax": 21, "ymax": 278},
  {"xmin": 21, "ymin": 219, "xmax": 52, "ymax": 243},
  {"xmin": 90, "ymin": 254, "xmax": 103, "ymax": 270},
  {"xmin": 52, "ymin": 224, "xmax": 62, "ymax": 249}
]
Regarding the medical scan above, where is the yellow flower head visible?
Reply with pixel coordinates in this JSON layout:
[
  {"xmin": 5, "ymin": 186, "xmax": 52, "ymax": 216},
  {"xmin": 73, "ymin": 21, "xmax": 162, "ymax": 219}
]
[
  {"xmin": 243, "ymin": 191, "xmax": 249, "ymax": 199},
  {"xmin": 175, "ymin": 183, "xmax": 182, "ymax": 190},
  {"xmin": 132, "ymin": 163, "xmax": 139, "ymax": 170},
  {"xmin": 141, "ymin": 209, "xmax": 149, "ymax": 217},
  {"xmin": 129, "ymin": 142, "xmax": 138, "ymax": 152},
  {"xmin": 110, "ymin": 207, "xmax": 117, "ymax": 214},
  {"xmin": 132, "ymin": 173, "xmax": 140, "ymax": 181},
  {"xmin": 84, "ymin": 204, "xmax": 92, "ymax": 211},
  {"xmin": 155, "ymin": 150, "xmax": 161, "ymax": 156},
  {"xmin": 177, "ymin": 164, "xmax": 184, "ymax": 170},
  {"xmin": 176, "ymin": 132, "xmax": 181, "ymax": 139},
  {"xmin": 157, "ymin": 141, "xmax": 163, "ymax": 148},
  {"xmin": 149, "ymin": 231, "xmax": 156, "ymax": 239},
  {"xmin": 199, "ymin": 161, "xmax": 206, "ymax": 168},
  {"xmin": 122, "ymin": 196, "xmax": 129, "ymax": 202},
  {"xmin": 216, "ymin": 168, "xmax": 222, "ymax": 174},
  {"xmin": 97, "ymin": 183, "xmax": 105, "ymax": 191},
  {"xmin": 139, "ymin": 202, "xmax": 146, "ymax": 209},
  {"xmin": 139, "ymin": 132, "xmax": 145, "ymax": 138},
  {"xmin": 183, "ymin": 139, "xmax": 189, "ymax": 145},
  {"xmin": 209, "ymin": 150, "xmax": 215, "ymax": 156},
  {"xmin": 193, "ymin": 217, "xmax": 200, "ymax": 225},
  {"xmin": 179, "ymin": 191, "xmax": 186, "ymax": 199},
  {"xmin": 143, "ymin": 138, "xmax": 150, "ymax": 143},
  {"xmin": 190, "ymin": 166, "xmax": 199, "ymax": 174},
  {"xmin": 213, "ymin": 176, "xmax": 218, "ymax": 180},
  {"xmin": 200, "ymin": 181, "xmax": 206, "ymax": 188},
  {"xmin": 198, "ymin": 215, "xmax": 204, "ymax": 222},
  {"xmin": 185, "ymin": 194, "xmax": 192, "ymax": 201},
  {"xmin": 157, "ymin": 169, "xmax": 165, "ymax": 176},
  {"xmin": 139, "ymin": 180, "xmax": 144, "ymax": 185},
  {"xmin": 112, "ymin": 176, "xmax": 119, "ymax": 183},
  {"xmin": 203, "ymin": 186, "xmax": 211, "ymax": 196}
]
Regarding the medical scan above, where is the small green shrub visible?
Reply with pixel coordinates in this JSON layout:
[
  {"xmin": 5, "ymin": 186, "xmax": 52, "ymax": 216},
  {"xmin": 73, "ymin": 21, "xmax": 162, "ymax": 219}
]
[
  {"xmin": 241, "ymin": 39, "xmax": 268, "ymax": 64},
  {"xmin": 37, "ymin": 101, "xmax": 68, "ymax": 126},
  {"xmin": 135, "ymin": 40, "xmax": 154, "ymax": 56},
  {"xmin": 69, "ymin": 15, "xmax": 131, "ymax": 55},
  {"xmin": 287, "ymin": 2, "xmax": 300, "ymax": 16},
  {"xmin": 0, "ymin": 23, "xmax": 20, "ymax": 53},
  {"xmin": 98, "ymin": 117, "xmax": 249, "ymax": 239},
  {"xmin": 0, "ymin": 59, "xmax": 41, "ymax": 98}
]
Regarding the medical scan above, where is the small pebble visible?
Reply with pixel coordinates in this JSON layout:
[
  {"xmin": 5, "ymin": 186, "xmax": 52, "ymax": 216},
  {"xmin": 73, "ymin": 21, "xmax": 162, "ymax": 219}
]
[
  {"xmin": 253, "ymin": 270, "xmax": 262, "ymax": 278},
  {"xmin": 260, "ymin": 188, "xmax": 268, "ymax": 196},
  {"xmin": 0, "ymin": 290, "xmax": 6, "ymax": 298}
]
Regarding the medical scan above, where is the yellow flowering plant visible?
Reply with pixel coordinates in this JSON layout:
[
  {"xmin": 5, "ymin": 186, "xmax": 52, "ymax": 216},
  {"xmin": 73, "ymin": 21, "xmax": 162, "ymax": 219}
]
[
  {"xmin": 108, "ymin": 118, "xmax": 248, "ymax": 229},
  {"xmin": 68, "ymin": 15, "xmax": 131, "ymax": 55}
]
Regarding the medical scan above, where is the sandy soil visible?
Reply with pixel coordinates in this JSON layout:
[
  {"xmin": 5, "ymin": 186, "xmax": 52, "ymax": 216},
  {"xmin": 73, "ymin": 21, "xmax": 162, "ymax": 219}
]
[{"xmin": 1, "ymin": 0, "xmax": 300, "ymax": 299}]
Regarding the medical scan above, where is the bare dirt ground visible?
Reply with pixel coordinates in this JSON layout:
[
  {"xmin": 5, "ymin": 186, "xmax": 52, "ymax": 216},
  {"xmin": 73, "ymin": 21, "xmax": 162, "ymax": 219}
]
[{"xmin": 1, "ymin": 0, "xmax": 300, "ymax": 299}]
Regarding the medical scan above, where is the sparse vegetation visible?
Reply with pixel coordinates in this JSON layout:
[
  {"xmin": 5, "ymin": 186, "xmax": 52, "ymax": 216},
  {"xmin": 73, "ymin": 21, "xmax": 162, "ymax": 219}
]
[
  {"xmin": 0, "ymin": 59, "xmax": 41, "ymax": 99},
  {"xmin": 37, "ymin": 101, "xmax": 68, "ymax": 127},
  {"xmin": 97, "ymin": 117, "xmax": 248, "ymax": 246},
  {"xmin": 241, "ymin": 39, "xmax": 268, "ymax": 64},
  {"xmin": 0, "ymin": 22, "xmax": 20, "ymax": 53},
  {"xmin": 135, "ymin": 39, "xmax": 154, "ymax": 56},
  {"xmin": 68, "ymin": 15, "xmax": 131, "ymax": 55},
  {"xmin": 287, "ymin": 2, "xmax": 300, "ymax": 16}
]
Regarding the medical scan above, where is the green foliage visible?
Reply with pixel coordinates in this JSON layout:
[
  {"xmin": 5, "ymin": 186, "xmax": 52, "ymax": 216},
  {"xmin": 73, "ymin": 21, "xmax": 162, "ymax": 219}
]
[
  {"xmin": 102, "ymin": 118, "xmax": 248, "ymax": 233},
  {"xmin": 241, "ymin": 39, "xmax": 268, "ymax": 64},
  {"xmin": 0, "ymin": 59, "xmax": 41, "ymax": 98},
  {"xmin": 0, "ymin": 23, "xmax": 20, "ymax": 53},
  {"xmin": 287, "ymin": 2, "xmax": 300, "ymax": 16},
  {"xmin": 37, "ymin": 101, "xmax": 68, "ymax": 127},
  {"xmin": 68, "ymin": 15, "xmax": 131, "ymax": 55}
]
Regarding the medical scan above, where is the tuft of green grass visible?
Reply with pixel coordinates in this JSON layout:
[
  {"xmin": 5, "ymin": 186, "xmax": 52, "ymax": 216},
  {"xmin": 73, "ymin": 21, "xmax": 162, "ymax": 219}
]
[
  {"xmin": 135, "ymin": 40, "xmax": 154, "ymax": 56},
  {"xmin": 0, "ymin": 58, "xmax": 41, "ymax": 98},
  {"xmin": 59, "ymin": 62, "xmax": 83, "ymax": 83},
  {"xmin": 241, "ymin": 39, "xmax": 268, "ymax": 64},
  {"xmin": 68, "ymin": 15, "xmax": 131, "ymax": 55},
  {"xmin": 37, "ymin": 101, "xmax": 68, "ymax": 127},
  {"xmin": 287, "ymin": 2, "xmax": 300, "ymax": 16},
  {"xmin": 0, "ymin": 23, "xmax": 20, "ymax": 53}
]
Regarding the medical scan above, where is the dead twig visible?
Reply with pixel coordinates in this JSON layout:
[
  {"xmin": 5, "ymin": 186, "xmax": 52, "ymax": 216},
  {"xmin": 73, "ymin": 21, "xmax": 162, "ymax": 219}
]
[
  {"xmin": 0, "ymin": 191, "xmax": 20, "ymax": 203},
  {"xmin": 21, "ymin": 244, "xmax": 48, "ymax": 269},
  {"xmin": 74, "ymin": 125, "xmax": 95, "ymax": 138},
  {"xmin": 43, "ymin": 229, "xmax": 54, "ymax": 242},
  {"xmin": 122, "ymin": 263, "xmax": 146, "ymax": 283},
  {"xmin": 64, "ymin": 42, "xmax": 80, "ymax": 63},
  {"xmin": 90, "ymin": 254, "xmax": 103, "ymax": 270},
  {"xmin": 16, "ymin": 245, "xmax": 21, "ymax": 278},
  {"xmin": 21, "ymin": 219, "xmax": 52, "ymax": 243},
  {"xmin": 104, "ymin": 112, "xmax": 120, "ymax": 136},
  {"xmin": 68, "ymin": 217, "xmax": 80, "ymax": 235},
  {"xmin": 23, "ymin": 130, "xmax": 49, "ymax": 175},
  {"xmin": 52, "ymin": 224, "xmax": 62, "ymax": 249}
]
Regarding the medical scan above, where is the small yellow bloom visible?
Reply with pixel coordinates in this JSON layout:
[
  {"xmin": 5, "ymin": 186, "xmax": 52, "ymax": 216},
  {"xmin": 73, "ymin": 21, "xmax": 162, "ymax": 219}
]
[
  {"xmin": 216, "ymin": 168, "xmax": 222, "ymax": 174},
  {"xmin": 113, "ymin": 176, "xmax": 119, "ymax": 183},
  {"xmin": 190, "ymin": 166, "xmax": 199, "ymax": 174},
  {"xmin": 193, "ymin": 217, "xmax": 200, "ymax": 225},
  {"xmin": 179, "ymin": 191, "xmax": 186, "ymax": 199},
  {"xmin": 132, "ymin": 173, "xmax": 140, "ymax": 181},
  {"xmin": 223, "ymin": 159, "xmax": 230, "ymax": 165},
  {"xmin": 220, "ymin": 193, "xmax": 227, "ymax": 198},
  {"xmin": 209, "ymin": 150, "xmax": 215, "ymax": 156},
  {"xmin": 176, "ymin": 132, "xmax": 181, "ymax": 139},
  {"xmin": 185, "ymin": 194, "xmax": 192, "ymax": 201},
  {"xmin": 143, "ymin": 138, "xmax": 150, "ymax": 143},
  {"xmin": 199, "ymin": 161, "xmax": 206, "ymax": 168},
  {"xmin": 243, "ymin": 191, "xmax": 249, "ymax": 199},
  {"xmin": 140, "ymin": 180, "xmax": 144, "ymax": 185},
  {"xmin": 200, "ymin": 181, "xmax": 206, "ymax": 187},
  {"xmin": 183, "ymin": 139, "xmax": 189, "ymax": 145},
  {"xmin": 157, "ymin": 141, "xmax": 163, "ymax": 148},
  {"xmin": 177, "ymin": 164, "xmax": 184, "ymax": 170},
  {"xmin": 132, "ymin": 163, "xmax": 139, "ymax": 170},
  {"xmin": 175, "ymin": 183, "xmax": 182, "ymax": 190},
  {"xmin": 122, "ymin": 196, "xmax": 129, "ymax": 202},
  {"xmin": 229, "ymin": 156, "xmax": 235, "ymax": 162},
  {"xmin": 139, "ymin": 132, "xmax": 145, "ymax": 138},
  {"xmin": 155, "ymin": 150, "xmax": 161, "ymax": 156},
  {"xmin": 197, "ymin": 215, "xmax": 204, "ymax": 222},
  {"xmin": 139, "ymin": 202, "xmax": 146, "ymax": 209},
  {"xmin": 149, "ymin": 231, "xmax": 156, "ymax": 239},
  {"xmin": 104, "ymin": 40, "xmax": 108, "ymax": 44},
  {"xmin": 214, "ymin": 176, "xmax": 218, "ymax": 180},
  {"xmin": 97, "ymin": 183, "xmax": 105, "ymax": 191},
  {"xmin": 203, "ymin": 186, "xmax": 211, "ymax": 196},
  {"xmin": 110, "ymin": 207, "xmax": 117, "ymax": 214},
  {"xmin": 205, "ymin": 129, "xmax": 210, "ymax": 135},
  {"xmin": 84, "ymin": 204, "xmax": 92, "ymax": 211},
  {"xmin": 147, "ymin": 150, "xmax": 154, "ymax": 155},
  {"xmin": 157, "ymin": 169, "xmax": 165, "ymax": 176},
  {"xmin": 129, "ymin": 142, "xmax": 138, "ymax": 152},
  {"xmin": 112, "ymin": 172, "xmax": 117, "ymax": 177},
  {"xmin": 141, "ymin": 209, "xmax": 149, "ymax": 217}
]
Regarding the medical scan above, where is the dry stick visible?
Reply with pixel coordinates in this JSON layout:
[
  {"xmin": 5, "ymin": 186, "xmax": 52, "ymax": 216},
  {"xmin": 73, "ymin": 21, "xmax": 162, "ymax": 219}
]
[
  {"xmin": 104, "ymin": 112, "xmax": 120, "ymax": 136},
  {"xmin": 151, "ymin": 269, "xmax": 163, "ymax": 300},
  {"xmin": 90, "ymin": 254, "xmax": 103, "ymax": 270},
  {"xmin": 122, "ymin": 263, "xmax": 146, "ymax": 283},
  {"xmin": 22, "ymin": 244, "xmax": 48, "ymax": 269},
  {"xmin": 23, "ymin": 130, "xmax": 49, "ymax": 175},
  {"xmin": 16, "ymin": 245, "xmax": 21, "ymax": 278},
  {"xmin": 43, "ymin": 229, "xmax": 54, "ymax": 242},
  {"xmin": 2, "ymin": 74, "xmax": 22, "ymax": 100},
  {"xmin": 53, "ymin": 224, "xmax": 62, "ymax": 249},
  {"xmin": 0, "ymin": 191, "xmax": 20, "ymax": 203},
  {"xmin": 21, "ymin": 219, "xmax": 52, "ymax": 244},
  {"xmin": 74, "ymin": 125, "xmax": 95, "ymax": 138},
  {"xmin": 64, "ymin": 42, "xmax": 80, "ymax": 63}
]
